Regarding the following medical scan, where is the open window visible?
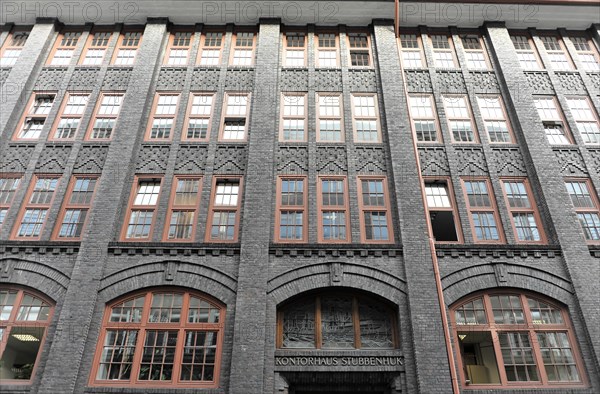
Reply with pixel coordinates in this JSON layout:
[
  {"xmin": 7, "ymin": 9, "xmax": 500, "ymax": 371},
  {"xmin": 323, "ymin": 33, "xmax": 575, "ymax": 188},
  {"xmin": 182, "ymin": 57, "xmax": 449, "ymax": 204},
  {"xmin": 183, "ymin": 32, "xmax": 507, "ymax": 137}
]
[{"xmin": 424, "ymin": 180, "xmax": 461, "ymax": 242}]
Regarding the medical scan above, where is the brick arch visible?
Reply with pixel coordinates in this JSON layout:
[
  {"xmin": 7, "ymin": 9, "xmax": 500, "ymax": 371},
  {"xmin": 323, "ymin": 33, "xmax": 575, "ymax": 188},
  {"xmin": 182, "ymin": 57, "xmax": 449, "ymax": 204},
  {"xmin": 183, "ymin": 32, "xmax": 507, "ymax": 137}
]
[
  {"xmin": 441, "ymin": 262, "xmax": 574, "ymax": 306},
  {"xmin": 98, "ymin": 260, "xmax": 237, "ymax": 305},
  {"xmin": 0, "ymin": 258, "xmax": 69, "ymax": 302},
  {"xmin": 267, "ymin": 261, "xmax": 407, "ymax": 305}
]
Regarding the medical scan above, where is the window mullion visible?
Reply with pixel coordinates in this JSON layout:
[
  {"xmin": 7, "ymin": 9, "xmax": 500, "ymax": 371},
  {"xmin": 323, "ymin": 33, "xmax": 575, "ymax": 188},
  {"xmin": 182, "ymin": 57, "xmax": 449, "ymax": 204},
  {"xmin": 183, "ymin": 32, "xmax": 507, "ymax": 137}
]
[
  {"xmin": 352, "ymin": 296, "xmax": 361, "ymax": 349},
  {"xmin": 315, "ymin": 297, "xmax": 322, "ymax": 349}
]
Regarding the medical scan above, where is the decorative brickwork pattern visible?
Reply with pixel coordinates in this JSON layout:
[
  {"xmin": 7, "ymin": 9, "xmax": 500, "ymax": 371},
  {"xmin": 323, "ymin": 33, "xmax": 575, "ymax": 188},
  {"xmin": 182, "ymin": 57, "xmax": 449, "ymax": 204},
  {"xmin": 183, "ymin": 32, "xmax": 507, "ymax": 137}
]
[
  {"xmin": 315, "ymin": 69, "xmax": 343, "ymax": 91},
  {"xmin": 404, "ymin": 70, "xmax": 433, "ymax": 92},
  {"xmin": 191, "ymin": 68, "xmax": 220, "ymax": 90},
  {"xmin": 276, "ymin": 146, "xmax": 309, "ymax": 174},
  {"xmin": 35, "ymin": 67, "xmax": 67, "ymax": 90},
  {"xmin": 419, "ymin": 147, "xmax": 450, "ymax": 175},
  {"xmin": 349, "ymin": 69, "xmax": 378, "ymax": 92},
  {"xmin": 317, "ymin": 146, "xmax": 347, "ymax": 173},
  {"xmin": 491, "ymin": 147, "xmax": 527, "ymax": 175},
  {"xmin": 225, "ymin": 68, "xmax": 255, "ymax": 91},
  {"xmin": 174, "ymin": 144, "xmax": 208, "ymax": 173},
  {"xmin": 0, "ymin": 144, "xmax": 35, "ymax": 172},
  {"xmin": 35, "ymin": 145, "xmax": 72, "ymax": 172},
  {"xmin": 68, "ymin": 67, "xmax": 100, "ymax": 90},
  {"xmin": 214, "ymin": 145, "xmax": 248, "ymax": 174},
  {"xmin": 355, "ymin": 146, "xmax": 387, "ymax": 174},
  {"xmin": 280, "ymin": 69, "xmax": 308, "ymax": 91},
  {"xmin": 434, "ymin": 70, "xmax": 466, "ymax": 93},
  {"xmin": 102, "ymin": 67, "xmax": 132, "ymax": 90},
  {"xmin": 0, "ymin": 68, "xmax": 9, "ymax": 87},
  {"xmin": 553, "ymin": 148, "xmax": 588, "ymax": 176},
  {"xmin": 470, "ymin": 71, "xmax": 500, "ymax": 93},
  {"xmin": 157, "ymin": 67, "xmax": 187, "ymax": 90},
  {"xmin": 555, "ymin": 72, "xmax": 586, "ymax": 93},
  {"xmin": 525, "ymin": 71, "xmax": 554, "ymax": 94},
  {"xmin": 135, "ymin": 145, "xmax": 170, "ymax": 173},
  {"xmin": 454, "ymin": 147, "xmax": 489, "ymax": 175},
  {"xmin": 73, "ymin": 145, "xmax": 109, "ymax": 173}
]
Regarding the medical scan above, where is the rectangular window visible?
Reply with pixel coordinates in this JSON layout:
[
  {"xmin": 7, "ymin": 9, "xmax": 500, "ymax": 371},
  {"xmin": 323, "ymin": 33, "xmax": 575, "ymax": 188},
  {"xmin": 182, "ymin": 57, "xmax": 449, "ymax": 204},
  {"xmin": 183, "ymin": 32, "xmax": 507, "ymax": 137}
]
[
  {"xmin": 443, "ymin": 95, "xmax": 478, "ymax": 143},
  {"xmin": 461, "ymin": 35, "xmax": 489, "ymax": 69},
  {"xmin": 352, "ymin": 94, "xmax": 381, "ymax": 143},
  {"xmin": 112, "ymin": 31, "xmax": 142, "ymax": 65},
  {"xmin": 86, "ymin": 93, "xmax": 124, "ymax": 140},
  {"xmin": 462, "ymin": 178, "xmax": 504, "ymax": 243},
  {"xmin": 13, "ymin": 176, "xmax": 60, "ymax": 239},
  {"xmin": 48, "ymin": 31, "xmax": 82, "ymax": 65},
  {"xmin": 347, "ymin": 32, "xmax": 371, "ymax": 67},
  {"xmin": 165, "ymin": 30, "xmax": 193, "ymax": 65},
  {"xmin": 566, "ymin": 97, "xmax": 600, "ymax": 145},
  {"xmin": 280, "ymin": 93, "xmax": 307, "ymax": 142},
  {"xmin": 220, "ymin": 93, "xmax": 250, "ymax": 141},
  {"xmin": 358, "ymin": 177, "xmax": 393, "ymax": 243},
  {"xmin": 80, "ymin": 30, "xmax": 111, "ymax": 65},
  {"xmin": 183, "ymin": 93, "xmax": 214, "ymax": 141},
  {"xmin": 146, "ymin": 93, "xmax": 180, "ymax": 140},
  {"xmin": 0, "ymin": 176, "xmax": 21, "ymax": 228},
  {"xmin": 0, "ymin": 28, "xmax": 29, "ymax": 67},
  {"xmin": 122, "ymin": 177, "xmax": 162, "ymax": 241},
  {"xmin": 477, "ymin": 96, "xmax": 514, "ymax": 143},
  {"xmin": 50, "ymin": 93, "xmax": 90, "ymax": 140},
  {"xmin": 198, "ymin": 31, "xmax": 223, "ymax": 66},
  {"xmin": 502, "ymin": 179, "xmax": 544, "ymax": 243},
  {"xmin": 230, "ymin": 31, "xmax": 255, "ymax": 66},
  {"xmin": 275, "ymin": 177, "xmax": 307, "ymax": 242},
  {"xmin": 207, "ymin": 178, "xmax": 242, "ymax": 242},
  {"xmin": 318, "ymin": 177, "xmax": 350, "ymax": 243},
  {"xmin": 408, "ymin": 95, "xmax": 440, "ymax": 142},
  {"xmin": 317, "ymin": 93, "xmax": 343, "ymax": 142},
  {"xmin": 565, "ymin": 180, "xmax": 600, "ymax": 242},
  {"xmin": 316, "ymin": 32, "xmax": 338, "ymax": 67},
  {"xmin": 533, "ymin": 97, "xmax": 572, "ymax": 145},
  {"xmin": 540, "ymin": 35, "xmax": 573, "ymax": 71},
  {"xmin": 511, "ymin": 34, "xmax": 542, "ymax": 70},
  {"xmin": 499, "ymin": 332, "xmax": 540, "ymax": 382},
  {"xmin": 430, "ymin": 34, "xmax": 457, "ymax": 68},
  {"xmin": 14, "ymin": 93, "xmax": 56, "ymax": 140},
  {"xmin": 53, "ymin": 176, "xmax": 97, "ymax": 240},
  {"xmin": 425, "ymin": 180, "xmax": 461, "ymax": 242},
  {"xmin": 570, "ymin": 35, "xmax": 600, "ymax": 72},
  {"xmin": 164, "ymin": 176, "xmax": 202, "ymax": 241},
  {"xmin": 284, "ymin": 32, "xmax": 306, "ymax": 67},
  {"xmin": 399, "ymin": 33, "xmax": 424, "ymax": 68}
]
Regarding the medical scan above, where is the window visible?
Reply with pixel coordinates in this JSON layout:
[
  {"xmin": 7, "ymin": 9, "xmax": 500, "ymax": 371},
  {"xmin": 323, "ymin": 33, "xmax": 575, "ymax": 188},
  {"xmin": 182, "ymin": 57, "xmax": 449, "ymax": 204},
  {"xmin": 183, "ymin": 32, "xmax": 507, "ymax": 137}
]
[
  {"xmin": 565, "ymin": 180, "xmax": 600, "ymax": 242},
  {"xmin": 316, "ymin": 32, "xmax": 338, "ymax": 67},
  {"xmin": 502, "ymin": 179, "xmax": 545, "ymax": 243},
  {"xmin": 570, "ymin": 35, "xmax": 600, "ymax": 71},
  {"xmin": 566, "ymin": 97, "xmax": 600, "ymax": 145},
  {"xmin": 0, "ymin": 28, "xmax": 29, "ymax": 67},
  {"xmin": 230, "ymin": 31, "xmax": 255, "ymax": 66},
  {"xmin": 91, "ymin": 289, "xmax": 224, "ymax": 388},
  {"xmin": 352, "ymin": 95, "xmax": 381, "ymax": 143},
  {"xmin": 511, "ymin": 34, "xmax": 542, "ymax": 70},
  {"xmin": 408, "ymin": 95, "xmax": 440, "ymax": 142},
  {"xmin": 430, "ymin": 34, "xmax": 457, "ymax": 68},
  {"xmin": 540, "ymin": 35, "xmax": 573, "ymax": 71},
  {"xmin": 14, "ymin": 93, "xmax": 56, "ymax": 140},
  {"xmin": 280, "ymin": 94, "xmax": 307, "ymax": 142},
  {"xmin": 399, "ymin": 33, "xmax": 424, "ymax": 68},
  {"xmin": 477, "ymin": 96, "xmax": 514, "ymax": 143},
  {"xmin": 198, "ymin": 31, "xmax": 223, "ymax": 66},
  {"xmin": 318, "ymin": 177, "xmax": 350, "ymax": 243},
  {"xmin": 317, "ymin": 93, "xmax": 343, "ymax": 142},
  {"xmin": 13, "ymin": 176, "xmax": 60, "ymax": 240},
  {"xmin": 278, "ymin": 292, "xmax": 396, "ymax": 349},
  {"xmin": 424, "ymin": 180, "xmax": 461, "ymax": 242},
  {"xmin": 112, "ymin": 31, "xmax": 142, "ymax": 65},
  {"xmin": 207, "ymin": 178, "xmax": 242, "ymax": 242},
  {"xmin": 50, "ymin": 93, "xmax": 90, "ymax": 140},
  {"xmin": 0, "ymin": 176, "xmax": 21, "ymax": 228},
  {"xmin": 461, "ymin": 35, "xmax": 489, "ymax": 69},
  {"xmin": 347, "ymin": 32, "xmax": 371, "ymax": 67},
  {"xmin": 275, "ymin": 177, "xmax": 307, "ymax": 242},
  {"xmin": 165, "ymin": 30, "xmax": 193, "ymax": 65},
  {"xmin": 80, "ymin": 30, "xmax": 112, "ymax": 65},
  {"xmin": 220, "ymin": 94, "xmax": 250, "ymax": 141},
  {"xmin": 0, "ymin": 286, "xmax": 54, "ymax": 383},
  {"xmin": 146, "ymin": 93, "xmax": 180, "ymax": 140},
  {"xmin": 48, "ymin": 31, "xmax": 81, "ymax": 65},
  {"xmin": 534, "ymin": 97, "xmax": 572, "ymax": 145},
  {"xmin": 86, "ymin": 93, "xmax": 124, "ymax": 140},
  {"xmin": 164, "ymin": 177, "xmax": 202, "ymax": 241},
  {"xmin": 53, "ymin": 176, "xmax": 97, "ymax": 240},
  {"xmin": 284, "ymin": 32, "xmax": 306, "ymax": 67},
  {"xmin": 443, "ymin": 95, "xmax": 478, "ymax": 143},
  {"xmin": 451, "ymin": 291, "xmax": 585, "ymax": 388},
  {"xmin": 122, "ymin": 178, "xmax": 162, "ymax": 241},
  {"xmin": 183, "ymin": 93, "xmax": 214, "ymax": 141},
  {"xmin": 462, "ymin": 179, "xmax": 504, "ymax": 243},
  {"xmin": 358, "ymin": 177, "xmax": 393, "ymax": 243}
]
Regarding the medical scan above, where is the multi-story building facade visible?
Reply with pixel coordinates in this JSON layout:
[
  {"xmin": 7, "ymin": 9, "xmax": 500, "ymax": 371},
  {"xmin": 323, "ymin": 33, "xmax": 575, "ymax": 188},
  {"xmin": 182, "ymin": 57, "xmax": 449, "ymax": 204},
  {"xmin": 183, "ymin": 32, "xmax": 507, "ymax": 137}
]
[{"xmin": 0, "ymin": 1, "xmax": 599, "ymax": 393}]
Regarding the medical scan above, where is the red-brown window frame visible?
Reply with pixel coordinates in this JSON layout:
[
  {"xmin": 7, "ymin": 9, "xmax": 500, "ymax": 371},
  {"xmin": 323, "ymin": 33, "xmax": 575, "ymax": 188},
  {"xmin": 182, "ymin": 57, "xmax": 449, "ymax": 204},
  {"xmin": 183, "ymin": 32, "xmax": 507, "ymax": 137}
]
[
  {"xmin": 11, "ymin": 174, "xmax": 61, "ymax": 240},
  {"xmin": 205, "ymin": 176, "xmax": 243, "ymax": 243},
  {"xmin": 398, "ymin": 30, "xmax": 426, "ymax": 69},
  {"xmin": 428, "ymin": 32, "xmax": 459, "ymax": 68},
  {"xmin": 0, "ymin": 27, "xmax": 30, "ymax": 67},
  {"xmin": 196, "ymin": 29, "xmax": 225, "ymax": 66},
  {"xmin": 510, "ymin": 31, "xmax": 544, "ymax": 70},
  {"xmin": 145, "ymin": 92, "xmax": 181, "ymax": 141},
  {"xmin": 84, "ymin": 92, "xmax": 125, "ymax": 141},
  {"xmin": 351, "ymin": 93, "xmax": 382, "ymax": 143},
  {"xmin": 48, "ymin": 91, "xmax": 91, "ymax": 141},
  {"xmin": 79, "ymin": 27, "xmax": 113, "ymax": 65},
  {"xmin": 46, "ymin": 28, "xmax": 83, "ymax": 66},
  {"xmin": 346, "ymin": 30, "xmax": 372, "ymax": 68},
  {"xmin": 111, "ymin": 28, "xmax": 143, "ymax": 66},
  {"xmin": 13, "ymin": 91, "xmax": 57, "ymax": 141},
  {"xmin": 283, "ymin": 30, "xmax": 307, "ymax": 68},
  {"xmin": 407, "ymin": 94, "xmax": 442, "ymax": 143},
  {"xmin": 162, "ymin": 175, "xmax": 203, "ymax": 242},
  {"xmin": 476, "ymin": 94, "xmax": 515, "ymax": 144},
  {"xmin": 533, "ymin": 95, "xmax": 574, "ymax": 145},
  {"xmin": 219, "ymin": 92, "xmax": 251, "ymax": 142},
  {"xmin": 280, "ymin": 92, "xmax": 308, "ymax": 142},
  {"xmin": 317, "ymin": 175, "xmax": 351, "ymax": 244},
  {"xmin": 164, "ymin": 28, "xmax": 194, "ymax": 66},
  {"xmin": 568, "ymin": 32, "xmax": 600, "ymax": 72},
  {"xmin": 423, "ymin": 177, "xmax": 463, "ymax": 244},
  {"xmin": 565, "ymin": 95, "xmax": 600, "ymax": 145},
  {"xmin": 120, "ymin": 175, "xmax": 163, "ymax": 242},
  {"xmin": 538, "ymin": 32, "xmax": 575, "ymax": 71},
  {"xmin": 442, "ymin": 94, "xmax": 480, "ymax": 144},
  {"xmin": 316, "ymin": 92, "xmax": 344, "ymax": 143},
  {"xmin": 51, "ymin": 175, "xmax": 99, "ymax": 241},
  {"xmin": 357, "ymin": 176, "xmax": 394, "ymax": 244},
  {"xmin": 500, "ymin": 177, "xmax": 547, "ymax": 244},
  {"xmin": 274, "ymin": 175, "xmax": 308, "ymax": 243},
  {"xmin": 0, "ymin": 173, "xmax": 22, "ymax": 229},
  {"xmin": 229, "ymin": 29, "xmax": 257, "ymax": 67},
  {"xmin": 89, "ymin": 288, "xmax": 225, "ymax": 389},
  {"xmin": 314, "ymin": 30, "xmax": 340, "ymax": 68},
  {"xmin": 461, "ymin": 177, "xmax": 506, "ymax": 244},
  {"xmin": 182, "ymin": 92, "xmax": 215, "ymax": 141},
  {"xmin": 564, "ymin": 178, "xmax": 600, "ymax": 244}
]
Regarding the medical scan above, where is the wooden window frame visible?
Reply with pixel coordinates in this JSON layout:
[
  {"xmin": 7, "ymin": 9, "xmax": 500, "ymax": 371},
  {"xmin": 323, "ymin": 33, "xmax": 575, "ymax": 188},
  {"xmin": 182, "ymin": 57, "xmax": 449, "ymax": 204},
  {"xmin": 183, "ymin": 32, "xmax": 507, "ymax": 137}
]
[
  {"xmin": 0, "ymin": 174, "xmax": 22, "ymax": 229},
  {"xmin": 398, "ymin": 30, "xmax": 425, "ymax": 68},
  {"xmin": 47, "ymin": 29, "xmax": 83, "ymax": 66},
  {"xmin": 283, "ymin": 31, "xmax": 307, "ymax": 68},
  {"xmin": 510, "ymin": 32, "xmax": 544, "ymax": 70},
  {"xmin": 346, "ymin": 30, "xmax": 372, "ymax": 68},
  {"xmin": 196, "ymin": 29, "xmax": 224, "ymax": 66},
  {"xmin": 275, "ymin": 176, "xmax": 308, "ymax": 243},
  {"xmin": 357, "ymin": 176, "xmax": 394, "ymax": 244},
  {"xmin": 120, "ymin": 176, "xmax": 163, "ymax": 242},
  {"xmin": 460, "ymin": 33, "xmax": 492, "ymax": 70},
  {"xmin": 219, "ymin": 92, "xmax": 251, "ymax": 142},
  {"xmin": 0, "ymin": 286, "xmax": 54, "ymax": 386},
  {"xmin": 565, "ymin": 178, "xmax": 600, "ymax": 244},
  {"xmin": 13, "ymin": 92, "xmax": 57, "ymax": 141},
  {"xmin": 164, "ymin": 28, "xmax": 194, "ymax": 66},
  {"xmin": 568, "ymin": 33, "xmax": 600, "ymax": 72},
  {"xmin": 351, "ymin": 93, "xmax": 382, "ymax": 143},
  {"xmin": 442, "ymin": 94, "xmax": 479, "ymax": 144},
  {"xmin": 407, "ymin": 94, "xmax": 442, "ymax": 143},
  {"xmin": 500, "ymin": 177, "xmax": 547, "ymax": 244},
  {"xmin": 162, "ymin": 176, "xmax": 203, "ymax": 242},
  {"xmin": 49, "ymin": 91, "xmax": 91, "ymax": 141},
  {"xmin": 111, "ymin": 28, "xmax": 143, "ymax": 66},
  {"xmin": 565, "ymin": 95, "xmax": 600, "ymax": 145},
  {"xmin": 450, "ymin": 290, "xmax": 588, "ymax": 389},
  {"xmin": 538, "ymin": 33, "xmax": 575, "ymax": 71},
  {"xmin": 533, "ymin": 96, "xmax": 573, "ymax": 145},
  {"xmin": 316, "ymin": 92, "xmax": 344, "ymax": 143},
  {"xmin": 280, "ymin": 92, "xmax": 308, "ymax": 142},
  {"xmin": 424, "ymin": 177, "xmax": 463, "ymax": 244},
  {"xmin": 145, "ymin": 92, "xmax": 181, "ymax": 141},
  {"xmin": 229, "ymin": 29, "xmax": 257, "ymax": 67},
  {"xmin": 429, "ymin": 33, "xmax": 458, "ymax": 68},
  {"xmin": 461, "ymin": 177, "xmax": 506, "ymax": 244},
  {"xmin": 85, "ymin": 92, "xmax": 125, "ymax": 141},
  {"xmin": 11, "ymin": 175, "xmax": 61, "ymax": 240},
  {"xmin": 0, "ymin": 27, "xmax": 30, "ymax": 67},
  {"xmin": 317, "ymin": 176, "xmax": 351, "ymax": 244},
  {"xmin": 89, "ymin": 288, "xmax": 225, "ymax": 388},
  {"xmin": 52, "ymin": 175, "xmax": 99, "ymax": 241},
  {"xmin": 205, "ymin": 176, "xmax": 243, "ymax": 243},
  {"xmin": 79, "ymin": 28, "xmax": 112, "ymax": 65},
  {"xmin": 182, "ymin": 92, "xmax": 215, "ymax": 141},
  {"xmin": 315, "ymin": 30, "xmax": 339, "ymax": 68},
  {"xmin": 476, "ymin": 94, "xmax": 515, "ymax": 144}
]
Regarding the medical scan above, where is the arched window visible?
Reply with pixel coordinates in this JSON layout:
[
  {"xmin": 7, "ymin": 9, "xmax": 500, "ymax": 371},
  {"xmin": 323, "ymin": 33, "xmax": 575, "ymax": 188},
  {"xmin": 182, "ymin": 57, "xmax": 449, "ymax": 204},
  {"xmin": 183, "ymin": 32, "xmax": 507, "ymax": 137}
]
[
  {"xmin": 0, "ymin": 286, "xmax": 54, "ymax": 383},
  {"xmin": 90, "ymin": 289, "xmax": 225, "ymax": 388},
  {"xmin": 451, "ymin": 291, "xmax": 586, "ymax": 389},
  {"xmin": 277, "ymin": 291, "xmax": 397, "ymax": 349}
]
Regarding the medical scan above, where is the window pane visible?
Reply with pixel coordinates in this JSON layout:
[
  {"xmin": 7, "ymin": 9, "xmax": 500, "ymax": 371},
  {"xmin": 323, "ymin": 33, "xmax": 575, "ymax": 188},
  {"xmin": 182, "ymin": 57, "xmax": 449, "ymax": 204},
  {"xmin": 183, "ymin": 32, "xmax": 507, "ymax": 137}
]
[
  {"xmin": 0, "ymin": 326, "xmax": 45, "ymax": 380},
  {"xmin": 134, "ymin": 181, "xmax": 161, "ymax": 205},
  {"xmin": 358, "ymin": 299, "xmax": 394, "ymax": 348},
  {"xmin": 149, "ymin": 293, "xmax": 183, "ymax": 323},
  {"xmin": 527, "ymin": 297, "xmax": 564, "ymax": 325},
  {"xmin": 188, "ymin": 297, "xmax": 220, "ymax": 323},
  {"xmin": 0, "ymin": 290, "xmax": 18, "ymax": 320},
  {"xmin": 499, "ymin": 332, "xmax": 539, "ymax": 382},
  {"xmin": 282, "ymin": 300, "xmax": 316, "ymax": 348},
  {"xmin": 110, "ymin": 296, "xmax": 145, "ymax": 323},
  {"xmin": 454, "ymin": 297, "xmax": 487, "ymax": 325},
  {"xmin": 138, "ymin": 331, "xmax": 178, "ymax": 381},
  {"xmin": 180, "ymin": 331, "xmax": 218, "ymax": 382},
  {"xmin": 320, "ymin": 296, "xmax": 354, "ymax": 349},
  {"xmin": 97, "ymin": 330, "xmax": 138, "ymax": 380},
  {"xmin": 537, "ymin": 332, "xmax": 580, "ymax": 382},
  {"xmin": 490, "ymin": 295, "xmax": 524, "ymax": 324},
  {"xmin": 425, "ymin": 184, "xmax": 451, "ymax": 208}
]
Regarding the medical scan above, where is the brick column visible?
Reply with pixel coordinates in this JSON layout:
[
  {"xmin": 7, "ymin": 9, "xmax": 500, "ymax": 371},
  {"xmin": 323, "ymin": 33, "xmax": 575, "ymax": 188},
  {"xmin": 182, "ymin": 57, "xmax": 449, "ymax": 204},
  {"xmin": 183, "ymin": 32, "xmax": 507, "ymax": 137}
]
[
  {"xmin": 37, "ymin": 19, "xmax": 168, "ymax": 394},
  {"xmin": 228, "ymin": 19, "xmax": 280, "ymax": 394},
  {"xmin": 372, "ymin": 20, "xmax": 453, "ymax": 394}
]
